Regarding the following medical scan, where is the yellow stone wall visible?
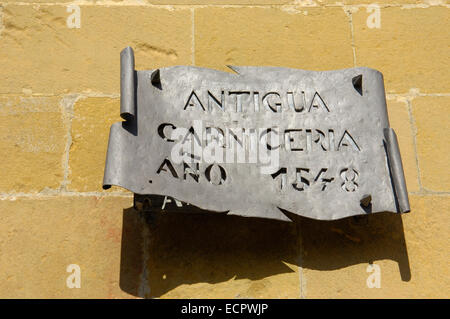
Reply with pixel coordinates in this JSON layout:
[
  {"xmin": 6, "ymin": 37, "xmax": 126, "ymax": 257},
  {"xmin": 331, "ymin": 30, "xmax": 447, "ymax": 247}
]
[{"xmin": 0, "ymin": 0, "xmax": 448, "ymax": 298}]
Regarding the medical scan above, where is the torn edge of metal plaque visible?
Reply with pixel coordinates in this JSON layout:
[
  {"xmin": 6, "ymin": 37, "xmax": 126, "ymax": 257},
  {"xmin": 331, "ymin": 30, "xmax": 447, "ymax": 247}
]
[{"xmin": 102, "ymin": 46, "xmax": 410, "ymax": 221}]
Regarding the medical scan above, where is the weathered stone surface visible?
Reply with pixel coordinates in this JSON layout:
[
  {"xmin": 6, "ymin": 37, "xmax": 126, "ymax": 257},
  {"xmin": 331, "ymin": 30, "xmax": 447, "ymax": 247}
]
[
  {"xmin": 0, "ymin": 195, "xmax": 447, "ymax": 298},
  {"xmin": 0, "ymin": 0, "xmax": 437, "ymax": 3},
  {"xmin": 135, "ymin": 212, "xmax": 301, "ymax": 298},
  {"xmin": 353, "ymin": 7, "xmax": 450, "ymax": 93},
  {"xmin": 2, "ymin": 0, "xmax": 73, "ymax": 2},
  {"xmin": 412, "ymin": 96, "xmax": 450, "ymax": 192},
  {"xmin": 341, "ymin": 0, "xmax": 438, "ymax": 4},
  {"xmin": 0, "ymin": 196, "xmax": 134, "ymax": 298},
  {"xmin": 0, "ymin": 196, "xmax": 300, "ymax": 298},
  {"xmin": 386, "ymin": 99, "xmax": 419, "ymax": 192},
  {"xmin": 146, "ymin": 0, "xmax": 292, "ymax": 3},
  {"xmin": 0, "ymin": 5, "xmax": 192, "ymax": 94},
  {"xmin": 69, "ymin": 97, "xmax": 127, "ymax": 193},
  {"xmin": 0, "ymin": 96, "xmax": 65, "ymax": 192},
  {"xmin": 301, "ymin": 195, "xmax": 450, "ymax": 298},
  {"xmin": 0, "ymin": 1, "xmax": 448, "ymax": 299},
  {"xmin": 195, "ymin": 7, "xmax": 353, "ymax": 72}
]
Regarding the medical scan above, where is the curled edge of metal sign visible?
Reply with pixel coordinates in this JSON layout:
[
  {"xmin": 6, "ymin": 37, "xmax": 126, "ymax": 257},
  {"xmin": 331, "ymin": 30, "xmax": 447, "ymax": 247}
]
[{"xmin": 102, "ymin": 46, "xmax": 410, "ymax": 222}]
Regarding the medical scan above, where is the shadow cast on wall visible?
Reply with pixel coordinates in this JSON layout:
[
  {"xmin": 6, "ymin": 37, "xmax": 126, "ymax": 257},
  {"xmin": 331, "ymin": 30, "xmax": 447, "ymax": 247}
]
[{"xmin": 119, "ymin": 207, "xmax": 410, "ymax": 298}]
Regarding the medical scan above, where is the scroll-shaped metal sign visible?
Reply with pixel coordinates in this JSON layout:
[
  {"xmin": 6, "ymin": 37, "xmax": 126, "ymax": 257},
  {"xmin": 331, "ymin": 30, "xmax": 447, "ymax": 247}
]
[{"xmin": 103, "ymin": 47, "xmax": 410, "ymax": 221}]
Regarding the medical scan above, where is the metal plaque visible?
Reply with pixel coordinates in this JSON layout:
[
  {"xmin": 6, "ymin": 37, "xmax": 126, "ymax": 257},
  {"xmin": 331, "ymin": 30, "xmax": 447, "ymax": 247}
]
[{"xmin": 103, "ymin": 47, "xmax": 410, "ymax": 221}]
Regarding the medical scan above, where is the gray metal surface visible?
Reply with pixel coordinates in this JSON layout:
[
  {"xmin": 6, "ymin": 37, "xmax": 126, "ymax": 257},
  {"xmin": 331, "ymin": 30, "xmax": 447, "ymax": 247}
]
[{"xmin": 103, "ymin": 47, "xmax": 410, "ymax": 221}]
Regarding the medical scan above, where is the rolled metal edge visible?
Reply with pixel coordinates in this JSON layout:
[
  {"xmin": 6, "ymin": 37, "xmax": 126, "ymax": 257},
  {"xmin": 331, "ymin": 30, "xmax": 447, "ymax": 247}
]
[
  {"xmin": 384, "ymin": 128, "xmax": 410, "ymax": 213},
  {"xmin": 120, "ymin": 46, "xmax": 135, "ymax": 121},
  {"xmin": 102, "ymin": 122, "xmax": 124, "ymax": 190}
]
